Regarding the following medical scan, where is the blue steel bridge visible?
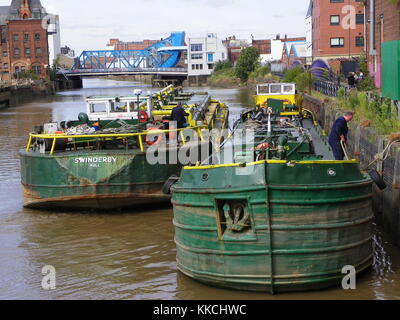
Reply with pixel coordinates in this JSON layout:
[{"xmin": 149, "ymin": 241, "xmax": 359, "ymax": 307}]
[{"xmin": 61, "ymin": 32, "xmax": 188, "ymax": 78}]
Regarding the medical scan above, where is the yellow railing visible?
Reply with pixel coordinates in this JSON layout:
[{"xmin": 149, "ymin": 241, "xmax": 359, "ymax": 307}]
[
  {"xmin": 26, "ymin": 125, "xmax": 207, "ymax": 155},
  {"xmin": 184, "ymin": 159, "xmax": 358, "ymax": 170}
]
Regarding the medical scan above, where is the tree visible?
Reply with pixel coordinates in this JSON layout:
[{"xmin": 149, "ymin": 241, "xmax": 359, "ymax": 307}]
[{"xmin": 235, "ymin": 47, "xmax": 260, "ymax": 82}]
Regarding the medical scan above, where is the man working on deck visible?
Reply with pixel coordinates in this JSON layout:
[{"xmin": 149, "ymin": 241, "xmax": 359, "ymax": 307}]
[
  {"xmin": 329, "ymin": 112, "xmax": 354, "ymax": 160},
  {"xmin": 171, "ymin": 103, "xmax": 189, "ymax": 128}
]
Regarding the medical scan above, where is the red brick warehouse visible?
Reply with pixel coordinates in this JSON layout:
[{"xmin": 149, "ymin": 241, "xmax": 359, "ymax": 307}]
[{"xmin": 0, "ymin": 0, "xmax": 50, "ymax": 81}]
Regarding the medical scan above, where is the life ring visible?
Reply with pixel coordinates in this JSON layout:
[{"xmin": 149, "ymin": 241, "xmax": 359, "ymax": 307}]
[
  {"xmin": 256, "ymin": 142, "xmax": 270, "ymax": 151},
  {"xmin": 145, "ymin": 127, "xmax": 163, "ymax": 146},
  {"xmin": 139, "ymin": 111, "xmax": 149, "ymax": 123}
]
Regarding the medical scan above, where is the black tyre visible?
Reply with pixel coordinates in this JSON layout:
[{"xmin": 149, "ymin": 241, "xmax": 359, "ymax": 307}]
[
  {"xmin": 162, "ymin": 175, "xmax": 180, "ymax": 195},
  {"xmin": 368, "ymin": 169, "xmax": 387, "ymax": 190}
]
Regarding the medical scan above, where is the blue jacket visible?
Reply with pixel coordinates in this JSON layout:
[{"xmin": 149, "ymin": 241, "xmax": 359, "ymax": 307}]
[{"xmin": 329, "ymin": 116, "xmax": 348, "ymax": 144}]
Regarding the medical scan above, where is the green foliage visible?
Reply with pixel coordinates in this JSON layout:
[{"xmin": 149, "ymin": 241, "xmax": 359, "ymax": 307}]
[
  {"xmin": 336, "ymin": 91, "xmax": 400, "ymax": 134},
  {"xmin": 208, "ymin": 65, "xmax": 240, "ymax": 87},
  {"xmin": 213, "ymin": 60, "xmax": 233, "ymax": 72},
  {"xmin": 357, "ymin": 76, "xmax": 375, "ymax": 91},
  {"xmin": 248, "ymin": 65, "xmax": 271, "ymax": 81},
  {"xmin": 13, "ymin": 70, "xmax": 40, "ymax": 80},
  {"xmin": 337, "ymin": 87, "xmax": 346, "ymax": 98},
  {"xmin": 283, "ymin": 66, "xmax": 304, "ymax": 83},
  {"xmin": 235, "ymin": 47, "xmax": 260, "ymax": 82},
  {"xmin": 282, "ymin": 67, "xmax": 313, "ymax": 92},
  {"xmin": 295, "ymin": 71, "xmax": 314, "ymax": 92},
  {"xmin": 358, "ymin": 52, "xmax": 369, "ymax": 75}
]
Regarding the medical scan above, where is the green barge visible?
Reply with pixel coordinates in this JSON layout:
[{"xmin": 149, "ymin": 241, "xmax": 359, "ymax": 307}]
[
  {"xmin": 169, "ymin": 83, "xmax": 374, "ymax": 293},
  {"xmin": 20, "ymin": 86, "xmax": 229, "ymax": 210}
]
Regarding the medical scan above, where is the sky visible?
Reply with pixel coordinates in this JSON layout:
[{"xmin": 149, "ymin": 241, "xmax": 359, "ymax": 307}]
[{"xmin": 1, "ymin": 0, "xmax": 310, "ymax": 54}]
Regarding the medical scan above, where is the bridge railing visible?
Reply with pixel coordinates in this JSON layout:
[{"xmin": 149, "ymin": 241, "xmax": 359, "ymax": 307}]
[{"xmin": 66, "ymin": 67, "xmax": 188, "ymax": 74}]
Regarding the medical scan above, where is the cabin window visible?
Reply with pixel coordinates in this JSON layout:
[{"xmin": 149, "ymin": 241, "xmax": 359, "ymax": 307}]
[
  {"xmin": 90, "ymin": 102, "xmax": 107, "ymax": 113},
  {"xmin": 110, "ymin": 101, "xmax": 128, "ymax": 113},
  {"xmin": 270, "ymin": 84, "xmax": 282, "ymax": 94},
  {"xmin": 129, "ymin": 102, "xmax": 137, "ymax": 112},
  {"xmin": 283, "ymin": 85, "xmax": 294, "ymax": 93},
  {"xmin": 258, "ymin": 85, "xmax": 270, "ymax": 94}
]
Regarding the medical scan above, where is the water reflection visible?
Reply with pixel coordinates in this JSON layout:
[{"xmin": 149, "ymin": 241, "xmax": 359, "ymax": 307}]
[{"xmin": 0, "ymin": 79, "xmax": 398, "ymax": 300}]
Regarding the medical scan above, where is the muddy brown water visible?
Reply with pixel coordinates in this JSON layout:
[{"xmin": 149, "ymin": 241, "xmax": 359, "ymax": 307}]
[{"xmin": 0, "ymin": 79, "xmax": 399, "ymax": 300}]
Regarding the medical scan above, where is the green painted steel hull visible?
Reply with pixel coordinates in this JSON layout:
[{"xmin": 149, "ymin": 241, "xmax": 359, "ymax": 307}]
[
  {"xmin": 171, "ymin": 162, "xmax": 374, "ymax": 293},
  {"xmin": 20, "ymin": 149, "xmax": 182, "ymax": 210}
]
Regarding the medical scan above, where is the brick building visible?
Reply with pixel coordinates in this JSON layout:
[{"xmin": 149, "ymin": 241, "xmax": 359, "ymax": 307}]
[
  {"xmin": 0, "ymin": 0, "xmax": 49, "ymax": 81},
  {"xmin": 107, "ymin": 39, "xmax": 159, "ymax": 51},
  {"xmin": 366, "ymin": 0, "xmax": 400, "ymax": 97},
  {"xmin": 311, "ymin": 0, "xmax": 366, "ymax": 62},
  {"xmin": 223, "ymin": 35, "xmax": 249, "ymax": 65}
]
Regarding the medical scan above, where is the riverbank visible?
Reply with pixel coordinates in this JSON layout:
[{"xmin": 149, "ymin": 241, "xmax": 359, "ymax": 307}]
[
  {"xmin": 303, "ymin": 94, "xmax": 400, "ymax": 247},
  {"xmin": 0, "ymin": 80, "xmax": 55, "ymax": 110}
]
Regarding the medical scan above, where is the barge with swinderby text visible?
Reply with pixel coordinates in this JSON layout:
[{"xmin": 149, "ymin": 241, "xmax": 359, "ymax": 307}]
[
  {"xmin": 20, "ymin": 86, "xmax": 229, "ymax": 210},
  {"xmin": 168, "ymin": 83, "xmax": 375, "ymax": 293}
]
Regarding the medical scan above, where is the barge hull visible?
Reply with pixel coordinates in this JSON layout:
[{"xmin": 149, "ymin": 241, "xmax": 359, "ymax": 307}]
[{"xmin": 172, "ymin": 162, "xmax": 374, "ymax": 293}]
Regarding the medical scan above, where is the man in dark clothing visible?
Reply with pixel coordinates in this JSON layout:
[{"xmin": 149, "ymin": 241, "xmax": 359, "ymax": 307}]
[
  {"xmin": 347, "ymin": 73, "xmax": 356, "ymax": 88},
  {"xmin": 171, "ymin": 103, "xmax": 189, "ymax": 128},
  {"xmin": 329, "ymin": 112, "xmax": 354, "ymax": 160}
]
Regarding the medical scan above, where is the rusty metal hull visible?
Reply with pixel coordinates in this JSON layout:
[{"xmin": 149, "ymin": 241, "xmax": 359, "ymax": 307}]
[
  {"xmin": 171, "ymin": 162, "xmax": 374, "ymax": 293},
  {"xmin": 20, "ymin": 149, "xmax": 181, "ymax": 210}
]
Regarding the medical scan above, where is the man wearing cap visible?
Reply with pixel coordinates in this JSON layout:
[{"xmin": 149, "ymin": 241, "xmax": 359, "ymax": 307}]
[{"xmin": 329, "ymin": 112, "xmax": 354, "ymax": 160}]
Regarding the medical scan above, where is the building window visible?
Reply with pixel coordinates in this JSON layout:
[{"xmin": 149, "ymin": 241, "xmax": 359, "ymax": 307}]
[
  {"xmin": 14, "ymin": 48, "xmax": 20, "ymax": 56},
  {"xmin": 2, "ymin": 51, "xmax": 7, "ymax": 57},
  {"xmin": 15, "ymin": 66, "xmax": 20, "ymax": 74},
  {"xmin": 35, "ymin": 47, "xmax": 42, "ymax": 56},
  {"xmin": 13, "ymin": 34, "xmax": 19, "ymax": 41},
  {"xmin": 24, "ymin": 33, "xmax": 29, "ymax": 42},
  {"xmin": 330, "ymin": 15, "xmax": 340, "ymax": 25},
  {"xmin": 32, "ymin": 65, "xmax": 42, "ymax": 75},
  {"xmin": 330, "ymin": 37, "xmax": 344, "ymax": 48},
  {"xmin": 25, "ymin": 48, "xmax": 31, "ymax": 56},
  {"xmin": 191, "ymin": 44, "xmax": 203, "ymax": 52},
  {"xmin": 356, "ymin": 14, "xmax": 364, "ymax": 25},
  {"xmin": 199, "ymin": 64, "xmax": 203, "ymax": 70},
  {"xmin": 21, "ymin": 66, "xmax": 26, "ymax": 72},
  {"xmin": 330, "ymin": 0, "xmax": 344, "ymax": 2},
  {"xmin": 208, "ymin": 64, "xmax": 214, "ymax": 70},
  {"xmin": 192, "ymin": 64, "xmax": 196, "ymax": 70},
  {"xmin": 356, "ymin": 36, "xmax": 364, "ymax": 47},
  {"xmin": 222, "ymin": 52, "xmax": 225, "ymax": 60},
  {"xmin": 207, "ymin": 53, "xmax": 214, "ymax": 62},
  {"xmin": 191, "ymin": 53, "xmax": 203, "ymax": 60},
  {"xmin": 35, "ymin": 33, "xmax": 41, "ymax": 41},
  {"xmin": 3, "ymin": 63, "xmax": 8, "ymax": 69}
]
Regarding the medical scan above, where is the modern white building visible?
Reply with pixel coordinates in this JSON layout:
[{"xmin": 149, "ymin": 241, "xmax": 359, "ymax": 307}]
[
  {"xmin": 305, "ymin": 0, "xmax": 313, "ymax": 65},
  {"xmin": 187, "ymin": 33, "xmax": 228, "ymax": 76},
  {"xmin": 47, "ymin": 14, "xmax": 61, "ymax": 66},
  {"xmin": 259, "ymin": 39, "xmax": 285, "ymax": 64}
]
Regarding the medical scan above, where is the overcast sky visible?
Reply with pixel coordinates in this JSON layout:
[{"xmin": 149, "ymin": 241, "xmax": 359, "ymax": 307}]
[{"xmin": 2, "ymin": 0, "xmax": 310, "ymax": 54}]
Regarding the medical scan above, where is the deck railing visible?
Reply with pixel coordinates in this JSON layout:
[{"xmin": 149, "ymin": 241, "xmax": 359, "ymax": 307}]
[{"xmin": 26, "ymin": 125, "xmax": 207, "ymax": 155}]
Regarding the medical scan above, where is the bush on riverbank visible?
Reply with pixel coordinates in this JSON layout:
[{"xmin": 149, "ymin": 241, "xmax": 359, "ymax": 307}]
[
  {"xmin": 326, "ymin": 90, "xmax": 400, "ymax": 135},
  {"xmin": 207, "ymin": 65, "xmax": 241, "ymax": 87},
  {"xmin": 283, "ymin": 67, "xmax": 314, "ymax": 92},
  {"xmin": 208, "ymin": 49, "xmax": 277, "ymax": 87}
]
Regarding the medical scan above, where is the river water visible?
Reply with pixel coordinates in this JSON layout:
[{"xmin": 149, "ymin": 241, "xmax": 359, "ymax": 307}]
[{"xmin": 0, "ymin": 79, "xmax": 399, "ymax": 300}]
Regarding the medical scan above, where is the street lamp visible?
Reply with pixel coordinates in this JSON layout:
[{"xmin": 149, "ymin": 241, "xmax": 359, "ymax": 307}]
[{"xmin": 134, "ymin": 89, "xmax": 142, "ymax": 108}]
